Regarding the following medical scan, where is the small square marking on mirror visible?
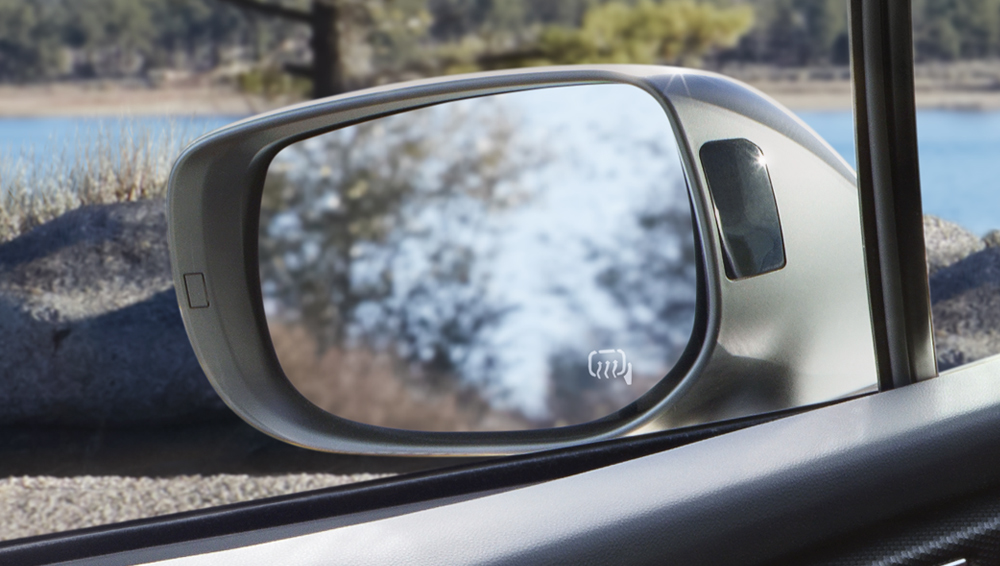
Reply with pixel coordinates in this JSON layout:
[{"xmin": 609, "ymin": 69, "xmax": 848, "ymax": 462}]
[{"xmin": 184, "ymin": 273, "xmax": 210, "ymax": 309}]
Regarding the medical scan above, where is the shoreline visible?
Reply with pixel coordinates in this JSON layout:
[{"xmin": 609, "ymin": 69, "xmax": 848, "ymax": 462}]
[
  {"xmin": 0, "ymin": 84, "xmax": 288, "ymax": 117},
  {"xmin": 6, "ymin": 81, "xmax": 1000, "ymax": 116},
  {"xmin": 760, "ymin": 83, "xmax": 1000, "ymax": 111}
]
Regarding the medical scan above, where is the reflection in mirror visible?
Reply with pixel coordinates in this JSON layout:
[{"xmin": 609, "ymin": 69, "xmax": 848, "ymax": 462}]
[{"xmin": 259, "ymin": 84, "xmax": 697, "ymax": 432}]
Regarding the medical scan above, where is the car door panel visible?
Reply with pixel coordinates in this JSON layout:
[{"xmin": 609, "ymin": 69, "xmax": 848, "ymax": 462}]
[
  {"xmin": 152, "ymin": 355, "xmax": 991, "ymax": 566},
  {"xmin": 0, "ymin": 407, "xmax": 798, "ymax": 565},
  {"xmin": 787, "ymin": 485, "xmax": 1000, "ymax": 565},
  {"xmin": 4, "ymin": 355, "xmax": 999, "ymax": 566}
]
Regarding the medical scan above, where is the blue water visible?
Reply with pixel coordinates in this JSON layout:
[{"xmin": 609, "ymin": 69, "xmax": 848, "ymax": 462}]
[
  {"xmin": 0, "ymin": 115, "xmax": 244, "ymax": 166},
  {"xmin": 2, "ymin": 110, "xmax": 1000, "ymax": 235},
  {"xmin": 800, "ymin": 110, "xmax": 1000, "ymax": 236}
]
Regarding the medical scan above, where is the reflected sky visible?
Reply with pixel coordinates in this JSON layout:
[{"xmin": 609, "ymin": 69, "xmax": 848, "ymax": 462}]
[
  {"xmin": 262, "ymin": 84, "xmax": 697, "ymax": 424},
  {"xmin": 478, "ymin": 86, "xmax": 692, "ymax": 413}
]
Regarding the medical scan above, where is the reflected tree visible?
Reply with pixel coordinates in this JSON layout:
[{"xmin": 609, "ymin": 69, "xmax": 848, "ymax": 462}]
[
  {"xmin": 594, "ymin": 185, "xmax": 698, "ymax": 353},
  {"xmin": 260, "ymin": 101, "xmax": 540, "ymax": 397},
  {"xmin": 545, "ymin": 153, "xmax": 698, "ymax": 425}
]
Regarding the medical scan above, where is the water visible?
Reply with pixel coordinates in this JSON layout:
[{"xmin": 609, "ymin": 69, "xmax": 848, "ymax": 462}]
[
  {"xmin": 2, "ymin": 109, "xmax": 998, "ymax": 235},
  {"xmin": 0, "ymin": 115, "xmax": 244, "ymax": 167},
  {"xmin": 800, "ymin": 110, "xmax": 1000, "ymax": 236}
]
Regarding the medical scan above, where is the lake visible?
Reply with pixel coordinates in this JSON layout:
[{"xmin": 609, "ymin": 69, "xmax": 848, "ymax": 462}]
[
  {"xmin": 798, "ymin": 110, "xmax": 1000, "ymax": 236},
  {"xmin": 1, "ymin": 109, "xmax": 999, "ymax": 235},
  {"xmin": 0, "ymin": 116, "xmax": 243, "ymax": 174}
]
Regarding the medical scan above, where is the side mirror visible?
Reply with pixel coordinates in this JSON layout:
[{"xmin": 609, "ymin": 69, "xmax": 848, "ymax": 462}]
[{"xmin": 168, "ymin": 66, "xmax": 877, "ymax": 455}]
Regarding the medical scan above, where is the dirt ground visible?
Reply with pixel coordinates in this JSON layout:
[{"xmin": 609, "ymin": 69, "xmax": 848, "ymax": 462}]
[
  {"xmin": 0, "ymin": 419, "xmax": 481, "ymax": 478},
  {"xmin": 0, "ymin": 419, "xmax": 485, "ymax": 540}
]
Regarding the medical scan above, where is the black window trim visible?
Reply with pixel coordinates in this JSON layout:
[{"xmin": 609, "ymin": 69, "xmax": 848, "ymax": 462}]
[{"xmin": 850, "ymin": 0, "xmax": 936, "ymax": 389}]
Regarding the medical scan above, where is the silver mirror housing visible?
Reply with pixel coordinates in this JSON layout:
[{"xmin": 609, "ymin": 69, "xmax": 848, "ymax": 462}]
[{"xmin": 168, "ymin": 65, "xmax": 877, "ymax": 455}]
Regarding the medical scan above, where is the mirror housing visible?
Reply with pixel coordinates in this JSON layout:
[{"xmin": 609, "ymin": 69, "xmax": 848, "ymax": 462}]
[{"xmin": 168, "ymin": 65, "xmax": 877, "ymax": 455}]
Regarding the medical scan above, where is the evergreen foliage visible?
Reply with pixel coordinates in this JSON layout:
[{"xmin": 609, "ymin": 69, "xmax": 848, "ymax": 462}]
[
  {"xmin": 527, "ymin": 1, "xmax": 753, "ymax": 66},
  {"xmin": 727, "ymin": 0, "xmax": 850, "ymax": 66},
  {"xmin": 4, "ymin": 0, "xmax": 1000, "ymax": 86},
  {"xmin": 0, "ymin": 0, "xmax": 251, "ymax": 82}
]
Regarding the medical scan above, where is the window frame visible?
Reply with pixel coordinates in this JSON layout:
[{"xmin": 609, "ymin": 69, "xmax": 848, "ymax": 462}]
[{"xmin": 850, "ymin": 0, "xmax": 936, "ymax": 389}]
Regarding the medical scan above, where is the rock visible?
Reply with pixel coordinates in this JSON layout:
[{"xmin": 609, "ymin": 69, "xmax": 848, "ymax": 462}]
[
  {"xmin": 923, "ymin": 215, "xmax": 985, "ymax": 275},
  {"xmin": 0, "ymin": 200, "xmax": 227, "ymax": 426},
  {"xmin": 0, "ymin": 199, "xmax": 174, "ymax": 320},
  {"xmin": 984, "ymin": 229, "xmax": 1000, "ymax": 248},
  {"xmin": 929, "ymin": 246, "xmax": 1000, "ymax": 371},
  {"xmin": 5, "ymin": 203, "xmax": 999, "ymax": 421},
  {"xmin": 924, "ymin": 217, "xmax": 1000, "ymax": 371}
]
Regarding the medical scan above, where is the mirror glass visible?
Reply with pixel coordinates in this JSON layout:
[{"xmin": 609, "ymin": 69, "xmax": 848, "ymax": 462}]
[{"xmin": 259, "ymin": 84, "xmax": 698, "ymax": 432}]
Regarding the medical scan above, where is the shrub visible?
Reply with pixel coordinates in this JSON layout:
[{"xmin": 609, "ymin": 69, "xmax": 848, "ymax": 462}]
[
  {"xmin": 269, "ymin": 321, "xmax": 534, "ymax": 432},
  {"xmin": 0, "ymin": 120, "xmax": 198, "ymax": 243}
]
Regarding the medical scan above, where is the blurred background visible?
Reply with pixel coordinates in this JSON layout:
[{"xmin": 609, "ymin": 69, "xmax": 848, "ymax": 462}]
[
  {"xmin": 7, "ymin": 1, "xmax": 1000, "ymax": 235},
  {"xmin": 0, "ymin": 0, "xmax": 817, "ymax": 99}
]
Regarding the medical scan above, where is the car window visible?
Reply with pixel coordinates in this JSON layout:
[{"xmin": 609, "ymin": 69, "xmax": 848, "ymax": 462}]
[
  {"xmin": 0, "ymin": 0, "xmax": 856, "ymax": 543},
  {"xmin": 902, "ymin": 4, "xmax": 1000, "ymax": 372}
]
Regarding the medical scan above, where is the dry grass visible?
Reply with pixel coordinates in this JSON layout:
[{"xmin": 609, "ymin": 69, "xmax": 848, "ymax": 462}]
[
  {"xmin": 0, "ymin": 120, "xmax": 200, "ymax": 243},
  {"xmin": 269, "ymin": 322, "xmax": 534, "ymax": 432}
]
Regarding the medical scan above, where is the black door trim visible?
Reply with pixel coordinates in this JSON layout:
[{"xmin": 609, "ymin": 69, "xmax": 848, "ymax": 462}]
[{"xmin": 0, "ymin": 404, "xmax": 826, "ymax": 566}]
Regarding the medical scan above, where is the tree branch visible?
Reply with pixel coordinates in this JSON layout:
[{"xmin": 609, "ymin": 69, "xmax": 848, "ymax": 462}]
[
  {"xmin": 283, "ymin": 63, "xmax": 313, "ymax": 77},
  {"xmin": 475, "ymin": 49, "xmax": 547, "ymax": 69},
  {"xmin": 217, "ymin": 0, "xmax": 311, "ymax": 24}
]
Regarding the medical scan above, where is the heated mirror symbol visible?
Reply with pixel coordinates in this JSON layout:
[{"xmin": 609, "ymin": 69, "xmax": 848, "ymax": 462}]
[{"xmin": 588, "ymin": 349, "xmax": 633, "ymax": 385}]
